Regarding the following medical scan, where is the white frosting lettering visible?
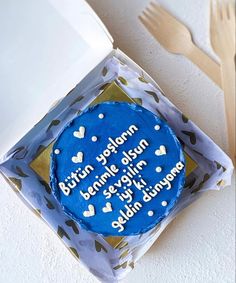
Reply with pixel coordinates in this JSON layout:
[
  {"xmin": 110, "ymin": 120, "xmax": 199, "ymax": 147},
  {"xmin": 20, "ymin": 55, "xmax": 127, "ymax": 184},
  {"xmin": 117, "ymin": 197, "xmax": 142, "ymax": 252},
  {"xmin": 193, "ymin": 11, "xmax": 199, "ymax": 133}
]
[
  {"xmin": 111, "ymin": 202, "xmax": 142, "ymax": 232},
  {"xmin": 96, "ymin": 125, "xmax": 139, "ymax": 165},
  {"xmin": 121, "ymin": 139, "xmax": 149, "ymax": 165},
  {"xmin": 59, "ymin": 165, "xmax": 94, "ymax": 196},
  {"xmin": 59, "ymin": 182, "xmax": 71, "ymax": 196},
  {"xmin": 143, "ymin": 162, "xmax": 185, "ymax": 202}
]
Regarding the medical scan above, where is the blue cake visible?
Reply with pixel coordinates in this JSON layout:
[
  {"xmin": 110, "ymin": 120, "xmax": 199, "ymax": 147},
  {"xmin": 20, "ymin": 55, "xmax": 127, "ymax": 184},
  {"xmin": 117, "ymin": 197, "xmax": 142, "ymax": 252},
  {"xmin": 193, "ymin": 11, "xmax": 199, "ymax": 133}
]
[{"xmin": 50, "ymin": 102, "xmax": 185, "ymax": 236}]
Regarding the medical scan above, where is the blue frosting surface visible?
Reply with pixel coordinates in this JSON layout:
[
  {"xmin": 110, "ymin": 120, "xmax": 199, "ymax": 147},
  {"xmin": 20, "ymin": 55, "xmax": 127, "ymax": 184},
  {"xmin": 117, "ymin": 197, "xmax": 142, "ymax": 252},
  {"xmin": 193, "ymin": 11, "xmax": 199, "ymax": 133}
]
[{"xmin": 50, "ymin": 102, "xmax": 185, "ymax": 236}]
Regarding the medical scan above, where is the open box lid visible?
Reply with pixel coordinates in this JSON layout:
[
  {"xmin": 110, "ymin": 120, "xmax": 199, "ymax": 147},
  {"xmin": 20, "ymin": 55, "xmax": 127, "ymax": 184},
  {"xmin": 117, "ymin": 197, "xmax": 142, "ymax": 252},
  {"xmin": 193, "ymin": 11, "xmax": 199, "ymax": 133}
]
[{"xmin": 0, "ymin": 0, "xmax": 113, "ymax": 158}]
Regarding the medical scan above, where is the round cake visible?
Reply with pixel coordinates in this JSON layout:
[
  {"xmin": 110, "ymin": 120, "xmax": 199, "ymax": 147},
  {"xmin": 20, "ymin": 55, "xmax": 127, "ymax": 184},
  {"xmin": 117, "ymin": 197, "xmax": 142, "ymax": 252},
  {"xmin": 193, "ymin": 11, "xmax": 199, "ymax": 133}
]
[{"xmin": 50, "ymin": 102, "xmax": 185, "ymax": 236}]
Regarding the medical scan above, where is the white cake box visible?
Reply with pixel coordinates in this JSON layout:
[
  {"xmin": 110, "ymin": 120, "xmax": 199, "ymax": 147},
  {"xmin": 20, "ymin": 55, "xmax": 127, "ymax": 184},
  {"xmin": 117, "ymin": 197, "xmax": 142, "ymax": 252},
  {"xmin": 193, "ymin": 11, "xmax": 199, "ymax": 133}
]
[
  {"xmin": 0, "ymin": 0, "xmax": 113, "ymax": 158},
  {"xmin": 0, "ymin": 1, "xmax": 233, "ymax": 282}
]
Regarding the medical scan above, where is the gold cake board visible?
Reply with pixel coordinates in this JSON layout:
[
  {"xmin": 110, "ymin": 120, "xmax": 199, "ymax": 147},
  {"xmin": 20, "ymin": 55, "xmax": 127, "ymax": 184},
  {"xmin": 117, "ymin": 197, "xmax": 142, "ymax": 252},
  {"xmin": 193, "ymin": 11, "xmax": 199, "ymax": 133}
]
[{"xmin": 30, "ymin": 82, "xmax": 197, "ymax": 248}]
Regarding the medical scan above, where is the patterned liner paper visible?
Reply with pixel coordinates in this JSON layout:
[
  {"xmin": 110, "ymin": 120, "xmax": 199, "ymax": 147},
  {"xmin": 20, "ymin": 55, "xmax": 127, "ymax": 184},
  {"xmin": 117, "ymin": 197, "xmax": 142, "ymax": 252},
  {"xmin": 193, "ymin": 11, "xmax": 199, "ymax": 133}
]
[{"xmin": 0, "ymin": 55, "xmax": 233, "ymax": 283}]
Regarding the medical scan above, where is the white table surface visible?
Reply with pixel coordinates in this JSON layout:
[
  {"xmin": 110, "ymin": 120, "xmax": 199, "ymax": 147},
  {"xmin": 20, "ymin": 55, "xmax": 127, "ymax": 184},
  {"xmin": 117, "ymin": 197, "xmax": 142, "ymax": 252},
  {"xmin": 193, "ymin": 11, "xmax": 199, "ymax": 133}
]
[{"xmin": 0, "ymin": 0, "xmax": 235, "ymax": 282}]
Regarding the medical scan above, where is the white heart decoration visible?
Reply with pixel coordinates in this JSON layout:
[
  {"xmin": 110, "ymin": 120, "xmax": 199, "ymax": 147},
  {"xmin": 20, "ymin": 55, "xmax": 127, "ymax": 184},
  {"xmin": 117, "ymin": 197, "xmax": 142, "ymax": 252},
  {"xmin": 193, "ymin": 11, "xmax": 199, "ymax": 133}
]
[
  {"xmin": 73, "ymin": 126, "xmax": 85, "ymax": 139},
  {"xmin": 155, "ymin": 145, "xmax": 167, "ymax": 156},
  {"xmin": 102, "ymin": 202, "xmax": 113, "ymax": 213},
  {"xmin": 72, "ymin": 152, "xmax": 83, "ymax": 163},
  {"xmin": 83, "ymin": 204, "xmax": 95, "ymax": 217}
]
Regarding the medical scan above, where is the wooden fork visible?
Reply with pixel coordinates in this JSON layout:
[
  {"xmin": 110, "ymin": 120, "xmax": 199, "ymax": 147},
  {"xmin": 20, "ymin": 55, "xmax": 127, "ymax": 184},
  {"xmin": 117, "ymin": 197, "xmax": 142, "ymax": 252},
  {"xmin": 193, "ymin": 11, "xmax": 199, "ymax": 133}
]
[
  {"xmin": 210, "ymin": 0, "xmax": 236, "ymax": 165},
  {"xmin": 139, "ymin": 2, "xmax": 222, "ymax": 88}
]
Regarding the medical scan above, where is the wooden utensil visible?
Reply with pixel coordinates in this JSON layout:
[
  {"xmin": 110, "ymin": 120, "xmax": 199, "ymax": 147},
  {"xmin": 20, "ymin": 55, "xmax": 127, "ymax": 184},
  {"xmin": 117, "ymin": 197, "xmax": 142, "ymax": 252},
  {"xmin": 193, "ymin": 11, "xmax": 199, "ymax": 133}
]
[
  {"xmin": 139, "ymin": 2, "xmax": 222, "ymax": 88},
  {"xmin": 210, "ymin": 0, "xmax": 236, "ymax": 165}
]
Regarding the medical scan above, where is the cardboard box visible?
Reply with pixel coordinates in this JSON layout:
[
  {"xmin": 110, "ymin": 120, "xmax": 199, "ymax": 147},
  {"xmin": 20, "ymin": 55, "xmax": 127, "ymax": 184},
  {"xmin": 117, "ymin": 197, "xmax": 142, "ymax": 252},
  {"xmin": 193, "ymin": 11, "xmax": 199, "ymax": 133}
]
[{"xmin": 0, "ymin": 1, "xmax": 233, "ymax": 282}]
